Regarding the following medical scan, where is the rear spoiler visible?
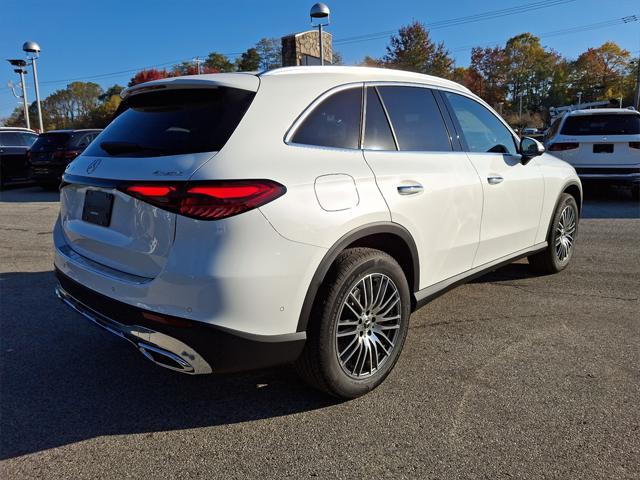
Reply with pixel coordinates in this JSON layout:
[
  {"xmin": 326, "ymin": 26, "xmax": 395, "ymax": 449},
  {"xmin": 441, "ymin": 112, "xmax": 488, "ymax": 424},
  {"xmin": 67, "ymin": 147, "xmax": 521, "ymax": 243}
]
[{"xmin": 121, "ymin": 73, "xmax": 260, "ymax": 100}]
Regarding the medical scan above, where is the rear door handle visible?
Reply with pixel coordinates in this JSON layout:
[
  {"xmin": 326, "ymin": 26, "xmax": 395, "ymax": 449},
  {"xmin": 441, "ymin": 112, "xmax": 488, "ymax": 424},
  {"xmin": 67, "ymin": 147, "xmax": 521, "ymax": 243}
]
[
  {"xmin": 397, "ymin": 183, "xmax": 424, "ymax": 195},
  {"xmin": 487, "ymin": 175, "xmax": 504, "ymax": 185}
]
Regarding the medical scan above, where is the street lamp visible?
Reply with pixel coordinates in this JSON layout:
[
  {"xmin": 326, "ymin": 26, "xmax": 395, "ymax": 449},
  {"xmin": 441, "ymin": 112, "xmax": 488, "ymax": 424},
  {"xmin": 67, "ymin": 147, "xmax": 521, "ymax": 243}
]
[
  {"xmin": 7, "ymin": 59, "xmax": 30, "ymax": 129},
  {"xmin": 23, "ymin": 41, "xmax": 43, "ymax": 132},
  {"xmin": 310, "ymin": 3, "xmax": 330, "ymax": 65}
]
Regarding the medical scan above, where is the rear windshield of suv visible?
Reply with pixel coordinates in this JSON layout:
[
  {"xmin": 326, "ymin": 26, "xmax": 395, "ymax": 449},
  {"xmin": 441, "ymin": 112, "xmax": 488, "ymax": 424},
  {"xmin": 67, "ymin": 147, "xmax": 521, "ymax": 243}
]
[
  {"xmin": 30, "ymin": 132, "xmax": 71, "ymax": 151},
  {"xmin": 561, "ymin": 114, "xmax": 640, "ymax": 136},
  {"xmin": 84, "ymin": 87, "xmax": 255, "ymax": 157}
]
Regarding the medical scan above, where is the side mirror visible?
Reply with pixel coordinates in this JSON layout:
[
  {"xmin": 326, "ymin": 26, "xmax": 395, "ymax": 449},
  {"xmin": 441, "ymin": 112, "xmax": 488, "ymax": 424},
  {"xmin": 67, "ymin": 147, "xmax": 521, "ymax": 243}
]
[{"xmin": 520, "ymin": 136, "xmax": 545, "ymax": 160}]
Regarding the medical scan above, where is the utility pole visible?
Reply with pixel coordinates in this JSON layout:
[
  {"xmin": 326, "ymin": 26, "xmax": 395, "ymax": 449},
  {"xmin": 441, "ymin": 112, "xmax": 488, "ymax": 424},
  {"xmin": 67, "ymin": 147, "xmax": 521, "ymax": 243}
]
[
  {"xmin": 193, "ymin": 56, "xmax": 202, "ymax": 74},
  {"xmin": 7, "ymin": 59, "xmax": 30, "ymax": 129},
  {"xmin": 310, "ymin": 3, "xmax": 330, "ymax": 66},
  {"xmin": 577, "ymin": 91, "xmax": 582, "ymax": 105},
  {"xmin": 634, "ymin": 59, "xmax": 640, "ymax": 110},
  {"xmin": 23, "ymin": 41, "xmax": 43, "ymax": 132},
  {"xmin": 518, "ymin": 92, "xmax": 524, "ymax": 122}
]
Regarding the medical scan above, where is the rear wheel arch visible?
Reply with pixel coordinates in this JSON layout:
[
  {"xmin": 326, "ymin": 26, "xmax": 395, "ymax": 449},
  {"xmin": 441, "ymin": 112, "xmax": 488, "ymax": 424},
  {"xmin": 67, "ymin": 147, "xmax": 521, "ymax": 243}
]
[{"xmin": 296, "ymin": 222, "xmax": 419, "ymax": 333}]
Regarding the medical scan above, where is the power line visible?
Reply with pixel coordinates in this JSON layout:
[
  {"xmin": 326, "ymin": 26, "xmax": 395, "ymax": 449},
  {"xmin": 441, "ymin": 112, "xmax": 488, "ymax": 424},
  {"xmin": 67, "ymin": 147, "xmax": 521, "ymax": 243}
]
[
  {"xmin": 449, "ymin": 15, "xmax": 639, "ymax": 53},
  {"xmin": 333, "ymin": 0, "xmax": 578, "ymax": 46},
  {"xmin": 23, "ymin": 0, "xmax": 576, "ymax": 88}
]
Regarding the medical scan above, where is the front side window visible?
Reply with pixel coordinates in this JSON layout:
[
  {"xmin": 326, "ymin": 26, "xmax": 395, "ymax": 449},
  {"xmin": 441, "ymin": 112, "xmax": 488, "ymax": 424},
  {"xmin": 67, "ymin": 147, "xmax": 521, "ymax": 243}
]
[
  {"xmin": 363, "ymin": 87, "xmax": 396, "ymax": 150},
  {"xmin": 444, "ymin": 92, "xmax": 517, "ymax": 155},
  {"xmin": 291, "ymin": 87, "xmax": 362, "ymax": 149},
  {"xmin": 377, "ymin": 86, "xmax": 451, "ymax": 152}
]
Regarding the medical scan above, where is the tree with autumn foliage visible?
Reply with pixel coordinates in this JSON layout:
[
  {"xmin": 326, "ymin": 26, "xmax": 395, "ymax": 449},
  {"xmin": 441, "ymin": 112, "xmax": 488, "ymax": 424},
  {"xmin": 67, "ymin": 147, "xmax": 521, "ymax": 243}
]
[
  {"xmin": 382, "ymin": 21, "xmax": 454, "ymax": 78},
  {"xmin": 571, "ymin": 42, "xmax": 634, "ymax": 103},
  {"xmin": 128, "ymin": 68, "xmax": 174, "ymax": 87}
]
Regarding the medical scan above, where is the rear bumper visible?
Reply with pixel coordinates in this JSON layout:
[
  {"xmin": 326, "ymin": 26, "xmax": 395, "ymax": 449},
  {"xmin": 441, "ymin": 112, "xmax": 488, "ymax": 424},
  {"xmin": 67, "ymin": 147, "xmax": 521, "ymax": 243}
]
[
  {"xmin": 55, "ymin": 268, "xmax": 306, "ymax": 374},
  {"xmin": 574, "ymin": 167, "xmax": 640, "ymax": 185},
  {"xmin": 29, "ymin": 165, "xmax": 66, "ymax": 183}
]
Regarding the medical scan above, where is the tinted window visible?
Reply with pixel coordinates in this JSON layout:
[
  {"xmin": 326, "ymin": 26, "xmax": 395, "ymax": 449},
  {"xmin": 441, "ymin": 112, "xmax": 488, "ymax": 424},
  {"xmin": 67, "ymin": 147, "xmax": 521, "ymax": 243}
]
[
  {"xmin": 21, "ymin": 133, "xmax": 38, "ymax": 146},
  {"xmin": 561, "ymin": 114, "xmax": 640, "ymax": 136},
  {"xmin": 363, "ymin": 88, "xmax": 396, "ymax": 150},
  {"xmin": 444, "ymin": 92, "xmax": 517, "ymax": 155},
  {"xmin": 0, "ymin": 132, "xmax": 25, "ymax": 146},
  {"xmin": 377, "ymin": 86, "xmax": 451, "ymax": 151},
  {"xmin": 30, "ymin": 133, "xmax": 71, "ymax": 152},
  {"xmin": 85, "ymin": 88, "xmax": 255, "ymax": 157},
  {"xmin": 291, "ymin": 87, "xmax": 362, "ymax": 149}
]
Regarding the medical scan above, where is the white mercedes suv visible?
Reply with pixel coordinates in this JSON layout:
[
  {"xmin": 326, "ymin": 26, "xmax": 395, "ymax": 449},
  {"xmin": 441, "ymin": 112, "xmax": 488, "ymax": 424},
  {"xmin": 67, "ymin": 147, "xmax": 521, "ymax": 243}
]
[
  {"xmin": 545, "ymin": 108, "xmax": 640, "ymax": 199},
  {"xmin": 54, "ymin": 67, "xmax": 581, "ymax": 398}
]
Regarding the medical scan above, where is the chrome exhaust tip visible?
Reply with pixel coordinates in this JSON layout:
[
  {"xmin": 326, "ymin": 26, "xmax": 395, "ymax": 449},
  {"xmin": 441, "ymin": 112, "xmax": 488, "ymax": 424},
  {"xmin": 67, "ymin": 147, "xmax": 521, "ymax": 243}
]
[
  {"xmin": 56, "ymin": 284, "xmax": 212, "ymax": 375},
  {"xmin": 138, "ymin": 343, "xmax": 195, "ymax": 373}
]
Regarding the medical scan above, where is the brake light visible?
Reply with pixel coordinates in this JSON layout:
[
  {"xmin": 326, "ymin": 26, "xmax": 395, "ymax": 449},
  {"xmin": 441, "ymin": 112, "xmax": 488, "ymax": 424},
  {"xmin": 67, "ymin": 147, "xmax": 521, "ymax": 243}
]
[
  {"xmin": 548, "ymin": 142, "xmax": 579, "ymax": 151},
  {"xmin": 630, "ymin": 142, "xmax": 640, "ymax": 149},
  {"xmin": 64, "ymin": 149, "xmax": 82, "ymax": 159},
  {"xmin": 122, "ymin": 180, "xmax": 286, "ymax": 220}
]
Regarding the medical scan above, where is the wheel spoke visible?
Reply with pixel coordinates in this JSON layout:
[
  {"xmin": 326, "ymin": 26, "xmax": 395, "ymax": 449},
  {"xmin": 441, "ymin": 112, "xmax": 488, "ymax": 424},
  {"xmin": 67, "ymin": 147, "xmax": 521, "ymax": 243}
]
[{"xmin": 336, "ymin": 273, "xmax": 402, "ymax": 378}]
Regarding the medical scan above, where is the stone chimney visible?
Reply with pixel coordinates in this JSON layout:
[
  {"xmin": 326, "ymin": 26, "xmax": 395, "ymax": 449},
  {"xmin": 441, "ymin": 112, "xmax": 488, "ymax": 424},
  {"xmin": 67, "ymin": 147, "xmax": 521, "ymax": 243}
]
[{"xmin": 281, "ymin": 30, "xmax": 333, "ymax": 66}]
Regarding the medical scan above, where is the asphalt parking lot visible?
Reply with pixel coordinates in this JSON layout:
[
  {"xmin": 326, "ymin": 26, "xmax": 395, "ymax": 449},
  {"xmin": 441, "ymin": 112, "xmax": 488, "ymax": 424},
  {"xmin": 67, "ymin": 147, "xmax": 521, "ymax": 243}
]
[{"xmin": 1, "ymin": 185, "xmax": 638, "ymax": 479}]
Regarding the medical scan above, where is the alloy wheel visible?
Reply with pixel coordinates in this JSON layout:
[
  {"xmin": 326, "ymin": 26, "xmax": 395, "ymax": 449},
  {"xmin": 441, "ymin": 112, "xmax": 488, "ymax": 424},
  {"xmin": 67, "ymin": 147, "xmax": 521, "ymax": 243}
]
[
  {"xmin": 335, "ymin": 273, "xmax": 402, "ymax": 378},
  {"xmin": 555, "ymin": 205, "xmax": 576, "ymax": 262}
]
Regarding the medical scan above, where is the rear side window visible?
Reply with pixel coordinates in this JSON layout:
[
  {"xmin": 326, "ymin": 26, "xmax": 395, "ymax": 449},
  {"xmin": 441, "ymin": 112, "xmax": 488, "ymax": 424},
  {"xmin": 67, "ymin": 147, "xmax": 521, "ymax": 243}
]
[
  {"xmin": 291, "ymin": 87, "xmax": 362, "ymax": 149},
  {"xmin": 560, "ymin": 114, "xmax": 640, "ymax": 136},
  {"xmin": 85, "ymin": 88, "xmax": 255, "ymax": 157},
  {"xmin": 377, "ymin": 86, "xmax": 451, "ymax": 152},
  {"xmin": 363, "ymin": 87, "xmax": 396, "ymax": 150},
  {"xmin": 444, "ymin": 92, "xmax": 517, "ymax": 155},
  {"xmin": 30, "ymin": 133, "xmax": 71, "ymax": 152}
]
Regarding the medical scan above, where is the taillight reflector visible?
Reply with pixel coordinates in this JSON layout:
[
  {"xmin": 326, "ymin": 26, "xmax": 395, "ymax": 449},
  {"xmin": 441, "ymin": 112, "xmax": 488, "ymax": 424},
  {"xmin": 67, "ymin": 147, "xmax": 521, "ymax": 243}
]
[
  {"xmin": 548, "ymin": 142, "xmax": 579, "ymax": 151},
  {"xmin": 122, "ymin": 180, "xmax": 286, "ymax": 220}
]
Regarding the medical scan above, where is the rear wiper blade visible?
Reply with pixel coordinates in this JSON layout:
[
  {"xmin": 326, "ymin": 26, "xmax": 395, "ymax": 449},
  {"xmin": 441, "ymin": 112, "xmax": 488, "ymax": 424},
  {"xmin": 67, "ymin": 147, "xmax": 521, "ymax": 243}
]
[{"xmin": 100, "ymin": 141, "xmax": 171, "ymax": 155}]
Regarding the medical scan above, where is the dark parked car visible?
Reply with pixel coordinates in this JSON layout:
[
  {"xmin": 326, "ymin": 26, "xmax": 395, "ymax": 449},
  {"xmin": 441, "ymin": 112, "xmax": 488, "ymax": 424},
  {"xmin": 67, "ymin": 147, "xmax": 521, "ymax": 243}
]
[
  {"xmin": 0, "ymin": 127, "xmax": 39, "ymax": 189},
  {"xmin": 28, "ymin": 129, "xmax": 101, "ymax": 188}
]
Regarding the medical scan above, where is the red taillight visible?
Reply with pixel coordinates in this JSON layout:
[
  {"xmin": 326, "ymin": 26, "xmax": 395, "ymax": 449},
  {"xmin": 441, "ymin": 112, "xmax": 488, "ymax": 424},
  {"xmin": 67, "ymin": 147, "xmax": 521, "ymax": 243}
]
[
  {"xmin": 630, "ymin": 142, "xmax": 640, "ymax": 149},
  {"xmin": 548, "ymin": 142, "xmax": 579, "ymax": 151},
  {"xmin": 123, "ymin": 180, "xmax": 286, "ymax": 220},
  {"xmin": 64, "ymin": 149, "xmax": 82, "ymax": 159}
]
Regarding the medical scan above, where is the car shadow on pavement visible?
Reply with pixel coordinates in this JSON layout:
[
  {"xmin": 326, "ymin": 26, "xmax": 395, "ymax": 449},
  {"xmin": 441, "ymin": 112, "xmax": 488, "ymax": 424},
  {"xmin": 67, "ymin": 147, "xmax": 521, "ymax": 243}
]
[
  {"xmin": 0, "ymin": 271, "xmax": 337, "ymax": 460},
  {"xmin": 0, "ymin": 186, "xmax": 60, "ymax": 203},
  {"xmin": 581, "ymin": 185, "xmax": 639, "ymax": 219}
]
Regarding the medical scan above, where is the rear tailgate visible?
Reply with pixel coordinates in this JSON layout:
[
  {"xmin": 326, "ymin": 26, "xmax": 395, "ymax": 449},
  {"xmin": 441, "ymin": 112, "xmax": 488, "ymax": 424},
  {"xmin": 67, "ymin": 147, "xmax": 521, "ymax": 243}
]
[{"xmin": 58, "ymin": 76, "xmax": 259, "ymax": 279}]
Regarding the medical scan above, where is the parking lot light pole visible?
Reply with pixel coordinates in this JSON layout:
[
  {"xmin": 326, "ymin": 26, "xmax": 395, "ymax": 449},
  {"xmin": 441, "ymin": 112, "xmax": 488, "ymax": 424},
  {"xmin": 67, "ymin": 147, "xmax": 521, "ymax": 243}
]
[
  {"xmin": 310, "ymin": 3, "xmax": 330, "ymax": 65},
  {"xmin": 23, "ymin": 41, "xmax": 43, "ymax": 132},
  {"xmin": 7, "ymin": 59, "xmax": 30, "ymax": 129}
]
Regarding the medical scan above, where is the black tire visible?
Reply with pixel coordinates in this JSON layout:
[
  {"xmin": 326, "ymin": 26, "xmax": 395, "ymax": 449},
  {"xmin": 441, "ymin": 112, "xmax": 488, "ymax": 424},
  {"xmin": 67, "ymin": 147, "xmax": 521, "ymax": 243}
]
[
  {"xmin": 295, "ymin": 247, "xmax": 411, "ymax": 399},
  {"xmin": 632, "ymin": 184, "xmax": 639, "ymax": 202},
  {"xmin": 528, "ymin": 193, "xmax": 579, "ymax": 274}
]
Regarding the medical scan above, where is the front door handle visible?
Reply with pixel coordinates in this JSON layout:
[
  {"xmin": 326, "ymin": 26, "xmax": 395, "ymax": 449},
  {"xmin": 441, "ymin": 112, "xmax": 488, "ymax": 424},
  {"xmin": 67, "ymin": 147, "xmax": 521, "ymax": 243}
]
[
  {"xmin": 487, "ymin": 175, "xmax": 504, "ymax": 185},
  {"xmin": 397, "ymin": 183, "xmax": 424, "ymax": 195}
]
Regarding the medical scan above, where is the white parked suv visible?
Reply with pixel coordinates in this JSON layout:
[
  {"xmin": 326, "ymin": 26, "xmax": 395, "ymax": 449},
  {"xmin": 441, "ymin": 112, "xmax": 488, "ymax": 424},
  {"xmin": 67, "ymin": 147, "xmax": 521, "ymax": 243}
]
[
  {"xmin": 54, "ymin": 67, "xmax": 581, "ymax": 398},
  {"xmin": 545, "ymin": 108, "xmax": 640, "ymax": 199}
]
